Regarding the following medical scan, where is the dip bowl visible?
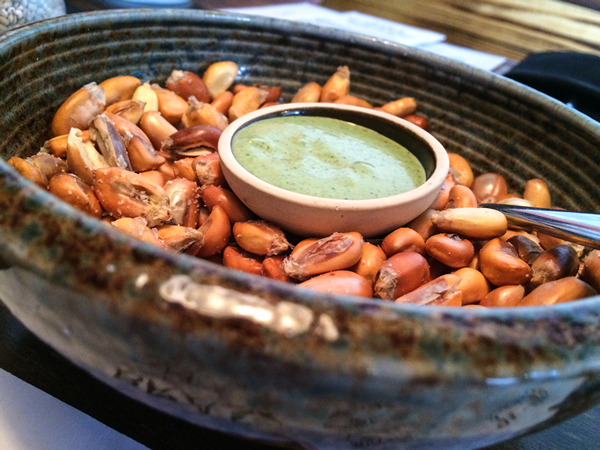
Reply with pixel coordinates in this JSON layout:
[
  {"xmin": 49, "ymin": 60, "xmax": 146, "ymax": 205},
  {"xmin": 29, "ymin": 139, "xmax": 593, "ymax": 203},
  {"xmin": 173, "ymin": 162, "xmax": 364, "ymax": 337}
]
[
  {"xmin": 219, "ymin": 103, "xmax": 449, "ymax": 237},
  {"xmin": 1, "ymin": 9, "xmax": 600, "ymax": 450}
]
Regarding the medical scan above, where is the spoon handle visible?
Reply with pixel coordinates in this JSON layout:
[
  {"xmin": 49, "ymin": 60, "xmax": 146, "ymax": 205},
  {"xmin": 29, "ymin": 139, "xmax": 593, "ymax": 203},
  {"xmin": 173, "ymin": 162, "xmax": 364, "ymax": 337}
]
[{"xmin": 479, "ymin": 204, "xmax": 600, "ymax": 249}]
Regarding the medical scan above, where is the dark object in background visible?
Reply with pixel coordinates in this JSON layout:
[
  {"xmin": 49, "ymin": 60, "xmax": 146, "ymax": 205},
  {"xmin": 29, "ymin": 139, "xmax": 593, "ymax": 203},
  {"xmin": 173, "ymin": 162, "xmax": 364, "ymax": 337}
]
[{"xmin": 505, "ymin": 52, "xmax": 600, "ymax": 122}]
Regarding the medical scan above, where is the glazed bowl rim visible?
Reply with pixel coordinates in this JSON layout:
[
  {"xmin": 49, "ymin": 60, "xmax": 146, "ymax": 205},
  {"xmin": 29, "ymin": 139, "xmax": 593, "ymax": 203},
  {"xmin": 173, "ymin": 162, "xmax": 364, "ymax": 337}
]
[{"xmin": 1, "ymin": 8, "xmax": 600, "ymax": 383}]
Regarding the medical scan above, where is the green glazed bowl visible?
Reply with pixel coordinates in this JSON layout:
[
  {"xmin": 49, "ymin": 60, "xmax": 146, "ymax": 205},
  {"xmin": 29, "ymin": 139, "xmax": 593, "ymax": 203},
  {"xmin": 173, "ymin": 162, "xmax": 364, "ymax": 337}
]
[{"xmin": 1, "ymin": 9, "xmax": 600, "ymax": 449}]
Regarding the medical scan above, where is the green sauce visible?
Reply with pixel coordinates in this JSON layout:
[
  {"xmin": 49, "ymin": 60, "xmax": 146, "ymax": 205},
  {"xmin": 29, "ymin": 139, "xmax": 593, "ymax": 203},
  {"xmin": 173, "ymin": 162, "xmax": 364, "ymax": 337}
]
[{"xmin": 232, "ymin": 116, "xmax": 426, "ymax": 200}]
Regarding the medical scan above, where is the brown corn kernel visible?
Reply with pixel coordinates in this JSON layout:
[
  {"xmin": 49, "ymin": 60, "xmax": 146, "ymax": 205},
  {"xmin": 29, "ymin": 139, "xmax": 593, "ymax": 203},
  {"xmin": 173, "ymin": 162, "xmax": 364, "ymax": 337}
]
[
  {"xmin": 374, "ymin": 251, "xmax": 430, "ymax": 300},
  {"xmin": 203, "ymin": 61, "xmax": 239, "ymax": 99},
  {"xmin": 507, "ymin": 235, "xmax": 543, "ymax": 265},
  {"xmin": 299, "ymin": 271, "xmax": 373, "ymax": 298},
  {"xmin": 431, "ymin": 207, "xmax": 507, "ymax": 239},
  {"xmin": 132, "ymin": 82, "xmax": 159, "ymax": 112},
  {"xmin": 228, "ymin": 87, "xmax": 262, "ymax": 122},
  {"xmin": 580, "ymin": 250, "xmax": 600, "ymax": 292},
  {"xmin": 196, "ymin": 205, "xmax": 231, "ymax": 258},
  {"xmin": 471, "ymin": 172, "xmax": 508, "ymax": 204},
  {"xmin": 29, "ymin": 154, "xmax": 69, "ymax": 181},
  {"xmin": 164, "ymin": 178, "xmax": 200, "ymax": 228},
  {"xmin": 453, "ymin": 267, "xmax": 490, "ymax": 304},
  {"xmin": 333, "ymin": 95, "xmax": 372, "ymax": 108},
  {"xmin": 479, "ymin": 238, "xmax": 531, "ymax": 286},
  {"xmin": 523, "ymin": 179, "xmax": 551, "ymax": 208},
  {"xmin": 283, "ymin": 232, "xmax": 364, "ymax": 280},
  {"xmin": 222, "ymin": 245, "xmax": 263, "ymax": 276},
  {"xmin": 156, "ymin": 225, "xmax": 204, "ymax": 254},
  {"xmin": 127, "ymin": 135, "xmax": 166, "ymax": 172},
  {"xmin": 139, "ymin": 111, "xmax": 178, "ymax": 151},
  {"xmin": 429, "ymin": 173, "xmax": 456, "ymax": 210},
  {"xmin": 45, "ymin": 130, "xmax": 90, "ymax": 158},
  {"xmin": 262, "ymin": 255, "xmax": 293, "ymax": 283},
  {"xmin": 320, "ymin": 66, "xmax": 350, "ymax": 103},
  {"xmin": 426, "ymin": 233, "xmax": 475, "ymax": 268},
  {"xmin": 480, "ymin": 285, "xmax": 525, "ymax": 307},
  {"xmin": 89, "ymin": 114, "xmax": 132, "ymax": 170},
  {"xmin": 537, "ymin": 232, "xmax": 566, "ymax": 250},
  {"xmin": 66, "ymin": 128, "xmax": 109, "ymax": 185},
  {"xmin": 8, "ymin": 157, "xmax": 49, "ymax": 189},
  {"xmin": 166, "ymin": 70, "xmax": 210, "ymax": 103},
  {"xmin": 158, "ymin": 162, "xmax": 176, "ymax": 182},
  {"xmin": 406, "ymin": 208, "xmax": 438, "ymax": 240},
  {"xmin": 349, "ymin": 242, "xmax": 387, "ymax": 284},
  {"xmin": 139, "ymin": 170, "xmax": 167, "ymax": 187},
  {"xmin": 104, "ymin": 112, "xmax": 153, "ymax": 147},
  {"xmin": 201, "ymin": 185, "xmax": 253, "ymax": 223},
  {"xmin": 518, "ymin": 277, "xmax": 596, "ymax": 306},
  {"xmin": 395, "ymin": 274, "xmax": 462, "ymax": 306},
  {"xmin": 111, "ymin": 217, "xmax": 166, "ymax": 248},
  {"xmin": 173, "ymin": 158, "xmax": 197, "ymax": 183},
  {"xmin": 526, "ymin": 245, "xmax": 579, "ymax": 292},
  {"xmin": 52, "ymin": 82, "xmax": 106, "ymax": 136},
  {"xmin": 99, "ymin": 75, "xmax": 141, "ymax": 106},
  {"xmin": 193, "ymin": 152, "xmax": 225, "ymax": 187},
  {"xmin": 93, "ymin": 167, "xmax": 171, "ymax": 227},
  {"xmin": 447, "ymin": 153, "xmax": 474, "ymax": 188},
  {"xmin": 291, "ymin": 82, "xmax": 322, "ymax": 103},
  {"xmin": 182, "ymin": 97, "xmax": 229, "ymax": 131},
  {"xmin": 197, "ymin": 206, "xmax": 210, "ymax": 227},
  {"xmin": 105, "ymin": 99, "xmax": 146, "ymax": 125},
  {"xmin": 233, "ymin": 220, "xmax": 290, "ymax": 256},
  {"xmin": 48, "ymin": 173, "xmax": 102, "ymax": 218},
  {"xmin": 446, "ymin": 185, "xmax": 477, "ymax": 209},
  {"xmin": 381, "ymin": 227, "xmax": 426, "ymax": 257},
  {"xmin": 380, "ymin": 97, "xmax": 417, "ymax": 117},
  {"xmin": 501, "ymin": 230, "xmax": 540, "ymax": 244},
  {"xmin": 402, "ymin": 114, "xmax": 428, "ymax": 130},
  {"xmin": 211, "ymin": 91, "xmax": 234, "ymax": 115},
  {"xmin": 152, "ymin": 85, "xmax": 188, "ymax": 125},
  {"xmin": 162, "ymin": 125, "xmax": 221, "ymax": 158}
]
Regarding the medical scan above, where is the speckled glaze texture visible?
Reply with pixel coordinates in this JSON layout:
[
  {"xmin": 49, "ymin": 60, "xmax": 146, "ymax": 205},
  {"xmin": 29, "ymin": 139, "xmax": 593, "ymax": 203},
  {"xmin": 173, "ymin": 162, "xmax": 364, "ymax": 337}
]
[{"xmin": 1, "ymin": 10, "xmax": 600, "ymax": 449}]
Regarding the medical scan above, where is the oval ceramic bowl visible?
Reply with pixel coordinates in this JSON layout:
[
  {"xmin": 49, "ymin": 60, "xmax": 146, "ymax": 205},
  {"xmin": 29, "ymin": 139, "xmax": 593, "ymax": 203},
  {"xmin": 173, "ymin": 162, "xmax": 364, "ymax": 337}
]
[
  {"xmin": 219, "ymin": 103, "xmax": 449, "ymax": 237},
  {"xmin": 1, "ymin": 9, "xmax": 600, "ymax": 450}
]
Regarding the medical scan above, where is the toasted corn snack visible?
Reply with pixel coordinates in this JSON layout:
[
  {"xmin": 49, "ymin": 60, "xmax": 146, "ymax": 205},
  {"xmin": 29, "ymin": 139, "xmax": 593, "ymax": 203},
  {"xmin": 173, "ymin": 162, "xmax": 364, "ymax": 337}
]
[
  {"xmin": 471, "ymin": 172, "xmax": 508, "ymax": 204},
  {"xmin": 406, "ymin": 208, "xmax": 438, "ymax": 240},
  {"xmin": 320, "ymin": 66, "xmax": 350, "ymax": 103},
  {"xmin": 192, "ymin": 152, "xmax": 224, "ymax": 187},
  {"xmin": 52, "ymin": 82, "xmax": 106, "ymax": 136},
  {"xmin": 526, "ymin": 245, "xmax": 579, "ymax": 292},
  {"xmin": 374, "ymin": 251, "xmax": 430, "ymax": 300},
  {"xmin": 380, "ymin": 97, "xmax": 417, "ymax": 117},
  {"xmin": 453, "ymin": 267, "xmax": 490, "ymax": 304},
  {"xmin": 139, "ymin": 170, "xmax": 167, "ymax": 187},
  {"xmin": 139, "ymin": 111, "xmax": 178, "ymax": 151},
  {"xmin": 381, "ymin": 227, "xmax": 426, "ymax": 257},
  {"xmin": 262, "ymin": 255, "xmax": 293, "ymax": 283},
  {"xmin": 105, "ymin": 99, "xmax": 146, "ymax": 125},
  {"xmin": 402, "ymin": 114, "xmax": 428, "ymax": 130},
  {"xmin": 166, "ymin": 70, "xmax": 210, "ymax": 103},
  {"xmin": 127, "ymin": 134, "xmax": 166, "ymax": 172},
  {"xmin": 581, "ymin": 250, "xmax": 600, "ymax": 292},
  {"xmin": 132, "ymin": 82, "xmax": 159, "ymax": 113},
  {"xmin": 299, "ymin": 270, "xmax": 373, "ymax": 298},
  {"xmin": 182, "ymin": 97, "xmax": 229, "ymax": 131},
  {"xmin": 111, "ymin": 217, "xmax": 166, "ymax": 248},
  {"xmin": 203, "ymin": 61, "xmax": 239, "ymax": 99},
  {"xmin": 89, "ymin": 114, "xmax": 132, "ymax": 170},
  {"xmin": 228, "ymin": 87, "xmax": 262, "ymax": 122},
  {"xmin": 518, "ymin": 277, "xmax": 596, "ymax": 306},
  {"xmin": 156, "ymin": 225, "xmax": 204, "ymax": 254},
  {"xmin": 291, "ymin": 82, "xmax": 322, "ymax": 103},
  {"xmin": 66, "ymin": 128, "xmax": 109, "ymax": 185},
  {"xmin": 196, "ymin": 205, "xmax": 231, "ymax": 258},
  {"xmin": 283, "ymin": 232, "xmax": 364, "ymax": 280},
  {"xmin": 447, "ymin": 153, "xmax": 473, "ymax": 188},
  {"xmin": 99, "ymin": 76, "xmax": 141, "ymax": 106},
  {"xmin": 93, "ymin": 167, "xmax": 171, "ymax": 227},
  {"xmin": 7, "ymin": 157, "xmax": 49, "ymax": 189},
  {"xmin": 507, "ymin": 235, "xmax": 543, "ymax": 265},
  {"xmin": 431, "ymin": 207, "xmax": 507, "ymax": 239},
  {"xmin": 201, "ymin": 186, "xmax": 253, "ymax": 223},
  {"xmin": 223, "ymin": 245, "xmax": 263, "ymax": 276},
  {"xmin": 479, "ymin": 238, "xmax": 531, "ymax": 286},
  {"xmin": 49, "ymin": 173, "xmax": 102, "ymax": 218},
  {"xmin": 333, "ymin": 95, "xmax": 372, "ymax": 108},
  {"xmin": 162, "ymin": 125, "xmax": 221, "ymax": 158},
  {"xmin": 425, "ymin": 233, "xmax": 474, "ymax": 269},
  {"xmin": 523, "ymin": 179, "xmax": 552, "ymax": 208},
  {"xmin": 446, "ymin": 185, "xmax": 477, "ymax": 209},
  {"xmin": 430, "ymin": 173, "xmax": 456, "ymax": 210},
  {"xmin": 233, "ymin": 220, "xmax": 290, "ymax": 256},
  {"xmin": 173, "ymin": 157, "xmax": 198, "ymax": 183},
  {"xmin": 349, "ymin": 242, "xmax": 387, "ymax": 284},
  {"xmin": 211, "ymin": 91, "xmax": 234, "ymax": 115},
  {"xmin": 164, "ymin": 178, "xmax": 200, "ymax": 228},
  {"xmin": 480, "ymin": 285, "xmax": 525, "ymax": 307},
  {"xmin": 395, "ymin": 274, "xmax": 462, "ymax": 306},
  {"xmin": 45, "ymin": 130, "xmax": 91, "ymax": 158},
  {"xmin": 104, "ymin": 112, "xmax": 153, "ymax": 147},
  {"xmin": 29, "ymin": 154, "xmax": 68, "ymax": 181},
  {"xmin": 152, "ymin": 84, "xmax": 188, "ymax": 125}
]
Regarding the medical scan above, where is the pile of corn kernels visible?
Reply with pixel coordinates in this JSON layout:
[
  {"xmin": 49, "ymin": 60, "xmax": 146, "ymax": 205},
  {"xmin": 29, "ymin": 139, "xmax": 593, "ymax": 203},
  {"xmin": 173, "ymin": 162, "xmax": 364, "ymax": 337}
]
[{"xmin": 8, "ymin": 63, "xmax": 600, "ymax": 307}]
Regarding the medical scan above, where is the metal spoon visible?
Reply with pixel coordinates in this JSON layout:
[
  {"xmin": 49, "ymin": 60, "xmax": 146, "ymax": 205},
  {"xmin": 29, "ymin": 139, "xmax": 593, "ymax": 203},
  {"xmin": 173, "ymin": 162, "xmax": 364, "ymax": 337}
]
[{"xmin": 479, "ymin": 204, "xmax": 600, "ymax": 249}]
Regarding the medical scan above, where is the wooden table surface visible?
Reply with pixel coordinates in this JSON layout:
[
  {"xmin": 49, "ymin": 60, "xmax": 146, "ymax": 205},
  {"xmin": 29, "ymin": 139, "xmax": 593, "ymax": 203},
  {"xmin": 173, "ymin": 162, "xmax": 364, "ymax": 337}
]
[{"xmin": 1, "ymin": 300, "xmax": 599, "ymax": 449}]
